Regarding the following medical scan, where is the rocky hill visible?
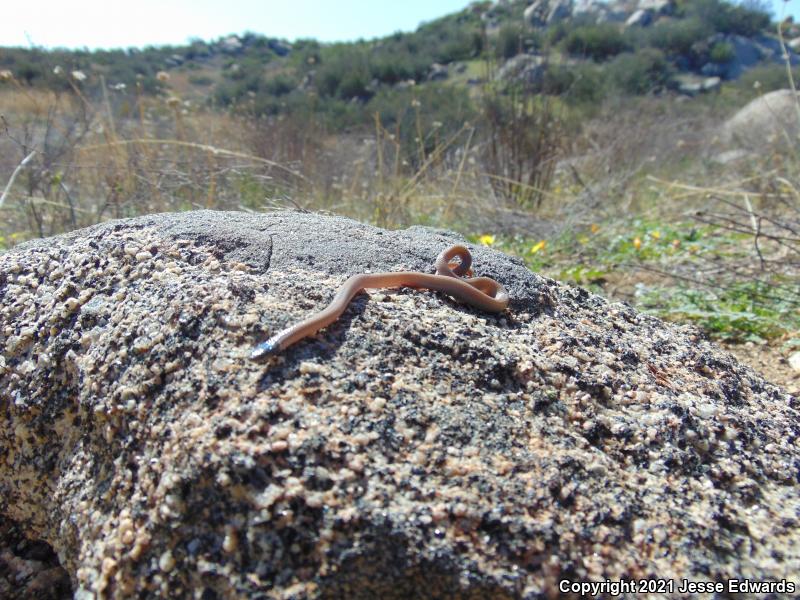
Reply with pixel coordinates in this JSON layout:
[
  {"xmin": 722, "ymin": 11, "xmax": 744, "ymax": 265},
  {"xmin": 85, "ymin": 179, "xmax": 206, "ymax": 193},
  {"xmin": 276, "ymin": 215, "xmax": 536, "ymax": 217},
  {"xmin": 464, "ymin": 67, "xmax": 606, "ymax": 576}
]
[{"xmin": 1, "ymin": 0, "xmax": 797, "ymax": 121}]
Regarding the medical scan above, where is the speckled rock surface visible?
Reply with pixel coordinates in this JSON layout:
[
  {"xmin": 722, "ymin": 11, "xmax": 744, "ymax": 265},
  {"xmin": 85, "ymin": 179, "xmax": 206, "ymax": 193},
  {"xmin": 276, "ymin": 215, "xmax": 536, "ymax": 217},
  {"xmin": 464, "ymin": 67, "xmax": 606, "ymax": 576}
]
[
  {"xmin": 0, "ymin": 514, "xmax": 72, "ymax": 599},
  {"xmin": 1, "ymin": 210, "xmax": 798, "ymax": 599}
]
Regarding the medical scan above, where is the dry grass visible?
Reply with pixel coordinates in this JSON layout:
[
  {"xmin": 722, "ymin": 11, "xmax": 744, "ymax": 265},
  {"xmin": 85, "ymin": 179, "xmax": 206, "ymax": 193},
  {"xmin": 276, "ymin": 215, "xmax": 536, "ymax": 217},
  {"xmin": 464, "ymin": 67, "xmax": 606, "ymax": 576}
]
[
  {"xmin": 0, "ymin": 75, "xmax": 571, "ymax": 245},
  {"xmin": 1, "ymin": 68, "xmax": 799, "ymax": 274},
  {"xmin": 0, "ymin": 82, "xmax": 312, "ymax": 241}
]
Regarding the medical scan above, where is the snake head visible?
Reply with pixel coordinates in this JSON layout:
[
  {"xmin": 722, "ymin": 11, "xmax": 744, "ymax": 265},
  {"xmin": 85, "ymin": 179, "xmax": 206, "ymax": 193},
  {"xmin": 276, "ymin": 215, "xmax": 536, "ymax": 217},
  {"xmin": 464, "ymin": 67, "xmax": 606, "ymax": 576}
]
[{"xmin": 250, "ymin": 340, "xmax": 280, "ymax": 362}]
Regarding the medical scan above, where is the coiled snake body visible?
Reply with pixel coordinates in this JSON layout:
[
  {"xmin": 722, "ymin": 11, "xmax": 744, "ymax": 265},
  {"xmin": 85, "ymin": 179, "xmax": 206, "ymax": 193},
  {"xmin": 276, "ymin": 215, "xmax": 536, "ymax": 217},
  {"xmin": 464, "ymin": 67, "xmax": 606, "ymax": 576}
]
[{"xmin": 250, "ymin": 245, "xmax": 509, "ymax": 361}]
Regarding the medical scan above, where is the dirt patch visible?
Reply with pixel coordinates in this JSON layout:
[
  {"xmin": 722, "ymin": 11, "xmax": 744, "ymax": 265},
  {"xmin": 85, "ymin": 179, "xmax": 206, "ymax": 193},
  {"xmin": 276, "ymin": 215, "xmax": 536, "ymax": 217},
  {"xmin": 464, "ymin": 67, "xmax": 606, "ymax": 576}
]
[{"xmin": 722, "ymin": 342, "xmax": 800, "ymax": 396}]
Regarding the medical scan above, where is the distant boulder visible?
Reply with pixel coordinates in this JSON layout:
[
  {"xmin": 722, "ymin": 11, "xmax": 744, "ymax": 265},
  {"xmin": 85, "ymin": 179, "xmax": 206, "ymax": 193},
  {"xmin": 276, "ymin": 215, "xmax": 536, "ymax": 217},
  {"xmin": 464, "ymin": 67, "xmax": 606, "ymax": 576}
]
[
  {"xmin": 636, "ymin": 0, "xmax": 674, "ymax": 15},
  {"xmin": 754, "ymin": 34, "xmax": 800, "ymax": 63},
  {"xmin": 496, "ymin": 54, "xmax": 546, "ymax": 87},
  {"xmin": 625, "ymin": 9, "xmax": 653, "ymax": 28},
  {"xmin": 703, "ymin": 34, "xmax": 800, "ymax": 80},
  {"xmin": 711, "ymin": 148, "xmax": 753, "ymax": 165},
  {"xmin": 573, "ymin": 0, "xmax": 605, "ymax": 15},
  {"xmin": 522, "ymin": 1, "xmax": 544, "ymax": 27},
  {"xmin": 165, "ymin": 53, "xmax": 184, "ymax": 67},
  {"xmin": 220, "ymin": 35, "xmax": 243, "ymax": 54},
  {"xmin": 524, "ymin": 0, "xmax": 574, "ymax": 27},
  {"xmin": 427, "ymin": 63, "xmax": 449, "ymax": 81},
  {"xmin": 524, "ymin": 0, "xmax": 670, "ymax": 28},
  {"xmin": 268, "ymin": 39, "xmax": 292, "ymax": 57},
  {"xmin": 676, "ymin": 75, "xmax": 721, "ymax": 96},
  {"xmin": 575, "ymin": 0, "xmax": 656, "ymax": 24},
  {"xmin": 722, "ymin": 89, "xmax": 800, "ymax": 148},
  {"xmin": 394, "ymin": 79, "xmax": 417, "ymax": 90}
]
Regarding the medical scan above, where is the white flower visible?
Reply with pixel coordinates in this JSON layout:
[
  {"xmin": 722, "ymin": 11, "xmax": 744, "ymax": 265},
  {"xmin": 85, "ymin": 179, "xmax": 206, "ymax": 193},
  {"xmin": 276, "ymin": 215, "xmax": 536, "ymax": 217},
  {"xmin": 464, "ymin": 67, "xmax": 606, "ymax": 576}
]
[
  {"xmin": 71, "ymin": 70, "xmax": 87, "ymax": 82},
  {"xmin": 0, "ymin": 70, "xmax": 13, "ymax": 81},
  {"xmin": 53, "ymin": 66, "xmax": 63, "ymax": 75}
]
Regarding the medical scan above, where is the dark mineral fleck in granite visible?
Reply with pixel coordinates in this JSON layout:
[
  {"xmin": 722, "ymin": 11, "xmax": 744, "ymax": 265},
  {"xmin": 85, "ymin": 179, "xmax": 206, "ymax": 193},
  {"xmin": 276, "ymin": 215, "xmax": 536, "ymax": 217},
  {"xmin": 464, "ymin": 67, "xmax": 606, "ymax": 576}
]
[{"xmin": 1, "ymin": 210, "xmax": 798, "ymax": 599}]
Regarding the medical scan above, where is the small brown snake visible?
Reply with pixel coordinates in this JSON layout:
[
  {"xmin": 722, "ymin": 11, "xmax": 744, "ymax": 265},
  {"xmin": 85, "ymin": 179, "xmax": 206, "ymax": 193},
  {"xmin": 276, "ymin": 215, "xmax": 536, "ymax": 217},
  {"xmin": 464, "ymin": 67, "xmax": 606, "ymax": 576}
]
[{"xmin": 250, "ymin": 244, "xmax": 509, "ymax": 361}]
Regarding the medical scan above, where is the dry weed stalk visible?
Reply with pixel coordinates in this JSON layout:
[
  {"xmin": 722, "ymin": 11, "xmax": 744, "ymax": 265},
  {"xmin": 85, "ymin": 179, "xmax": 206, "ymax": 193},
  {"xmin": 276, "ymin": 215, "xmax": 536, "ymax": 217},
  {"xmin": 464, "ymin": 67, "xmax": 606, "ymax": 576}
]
[{"xmin": 481, "ymin": 82, "xmax": 563, "ymax": 210}]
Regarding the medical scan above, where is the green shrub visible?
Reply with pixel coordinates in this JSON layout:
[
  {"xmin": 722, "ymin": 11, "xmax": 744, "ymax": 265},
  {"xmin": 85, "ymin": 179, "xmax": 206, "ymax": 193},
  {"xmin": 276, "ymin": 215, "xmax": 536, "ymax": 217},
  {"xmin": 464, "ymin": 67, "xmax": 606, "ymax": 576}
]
[
  {"xmin": 546, "ymin": 21, "xmax": 570, "ymax": 47},
  {"xmin": 562, "ymin": 24, "xmax": 629, "ymax": 61},
  {"xmin": 495, "ymin": 24, "xmax": 525, "ymax": 59},
  {"xmin": 709, "ymin": 41, "xmax": 734, "ymax": 64},
  {"xmin": 315, "ymin": 46, "xmax": 372, "ymax": 99},
  {"xmin": 223, "ymin": 57, "xmax": 267, "ymax": 82},
  {"xmin": 338, "ymin": 71, "xmax": 371, "ymax": 100},
  {"xmin": 607, "ymin": 49, "xmax": 672, "ymax": 95},
  {"xmin": 435, "ymin": 32, "xmax": 483, "ymax": 63},
  {"xmin": 415, "ymin": 13, "xmax": 484, "ymax": 63},
  {"xmin": 733, "ymin": 63, "xmax": 800, "ymax": 95},
  {"xmin": 543, "ymin": 63, "xmax": 605, "ymax": 104},
  {"xmin": 291, "ymin": 39, "xmax": 322, "ymax": 69},
  {"xmin": 370, "ymin": 52, "xmax": 421, "ymax": 84},
  {"xmin": 644, "ymin": 17, "xmax": 711, "ymax": 58},
  {"xmin": 680, "ymin": 0, "xmax": 771, "ymax": 37},
  {"xmin": 13, "ymin": 60, "xmax": 47, "ymax": 85},
  {"xmin": 264, "ymin": 73, "xmax": 297, "ymax": 96},
  {"xmin": 188, "ymin": 74, "xmax": 213, "ymax": 86}
]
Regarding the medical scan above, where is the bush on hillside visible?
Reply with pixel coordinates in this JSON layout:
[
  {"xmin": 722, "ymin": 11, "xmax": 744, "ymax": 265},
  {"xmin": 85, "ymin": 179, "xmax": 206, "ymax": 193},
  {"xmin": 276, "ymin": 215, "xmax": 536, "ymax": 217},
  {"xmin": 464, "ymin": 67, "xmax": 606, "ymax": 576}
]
[
  {"xmin": 496, "ymin": 24, "xmax": 525, "ymax": 59},
  {"xmin": 546, "ymin": 21, "xmax": 571, "ymax": 47},
  {"xmin": 0, "ymin": 48, "xmax": 93, "ymax": 90},
  {"xmin": 543, "ymin": 63, "xmax": 605, "ymax": 104},
  {"xmin": 709, "ymin": 41, "xmax": 735, "ymax": 64},
  {"xmin": 417, "ymin": 13, "xmax": 484, "ymax": 63},
  {"xmin": 434, "ymin": 31, "xmax": 484, "ymax": 64},
  {"xmin": 607, "ymin": 49, "xmax": 672, "ymax": 95},
  {"xmin": 680, "ymin": 0, "xmax": 771, "ymax": 37},
  {"xmin": 370, "ymin": 50, "xmax": 426, "ymax": 84},
  {"xmin": 291, "ymin": 39, "xmax": 322, "ymax": 68},
  {"xmin": 315, "ymin": 46, "xmax": 372, "ymax": 99},
  {"xmin": 264, "ymin": 73, "xmax": 297, "ymax": 96},
  {"xmin": 562, "ymin": 24, "xmax": 629, "ymax": 61},
  {"xmin": 734, "ymin": 64, "xmax": 800, "ymax": 95},
  {"xmin": 188, "ymin": 74, "xmax": 213, "ymax": 86},
  {"xmin": 643, "ymin": 17, "xmax": 711, "ymax": 59}
]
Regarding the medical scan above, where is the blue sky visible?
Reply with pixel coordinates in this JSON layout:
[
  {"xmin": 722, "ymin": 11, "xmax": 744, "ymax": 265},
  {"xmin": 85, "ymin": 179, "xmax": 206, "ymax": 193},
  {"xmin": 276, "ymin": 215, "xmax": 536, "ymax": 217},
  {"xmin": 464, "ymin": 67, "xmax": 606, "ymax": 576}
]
[{"xmin": 0, "ymin": 1, "xmax": 798, "ymax": 50}]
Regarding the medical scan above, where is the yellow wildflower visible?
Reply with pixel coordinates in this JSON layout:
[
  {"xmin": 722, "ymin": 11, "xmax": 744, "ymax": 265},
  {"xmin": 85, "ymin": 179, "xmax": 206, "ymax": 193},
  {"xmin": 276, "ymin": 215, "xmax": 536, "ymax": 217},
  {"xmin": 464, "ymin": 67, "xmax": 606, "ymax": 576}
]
[
  {"xmin": 478, "ymin": 234, "xmax": 495, "ymax": 246},
  {"xmin": 529, "ymin": 240, "xmax": 546, "ymax": 254},
  {"xmin": 633, "ymin": 237, "xmax": 642, "ymax": 251}
]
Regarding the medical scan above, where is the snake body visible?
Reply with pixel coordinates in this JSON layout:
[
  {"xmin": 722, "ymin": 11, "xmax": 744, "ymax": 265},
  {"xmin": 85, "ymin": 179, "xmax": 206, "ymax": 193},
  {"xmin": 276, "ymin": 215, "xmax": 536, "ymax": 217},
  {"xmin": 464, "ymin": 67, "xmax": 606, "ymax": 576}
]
[{"xmin": 250, "ymin": 245, "xmax": 509, "ymax": 361}]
